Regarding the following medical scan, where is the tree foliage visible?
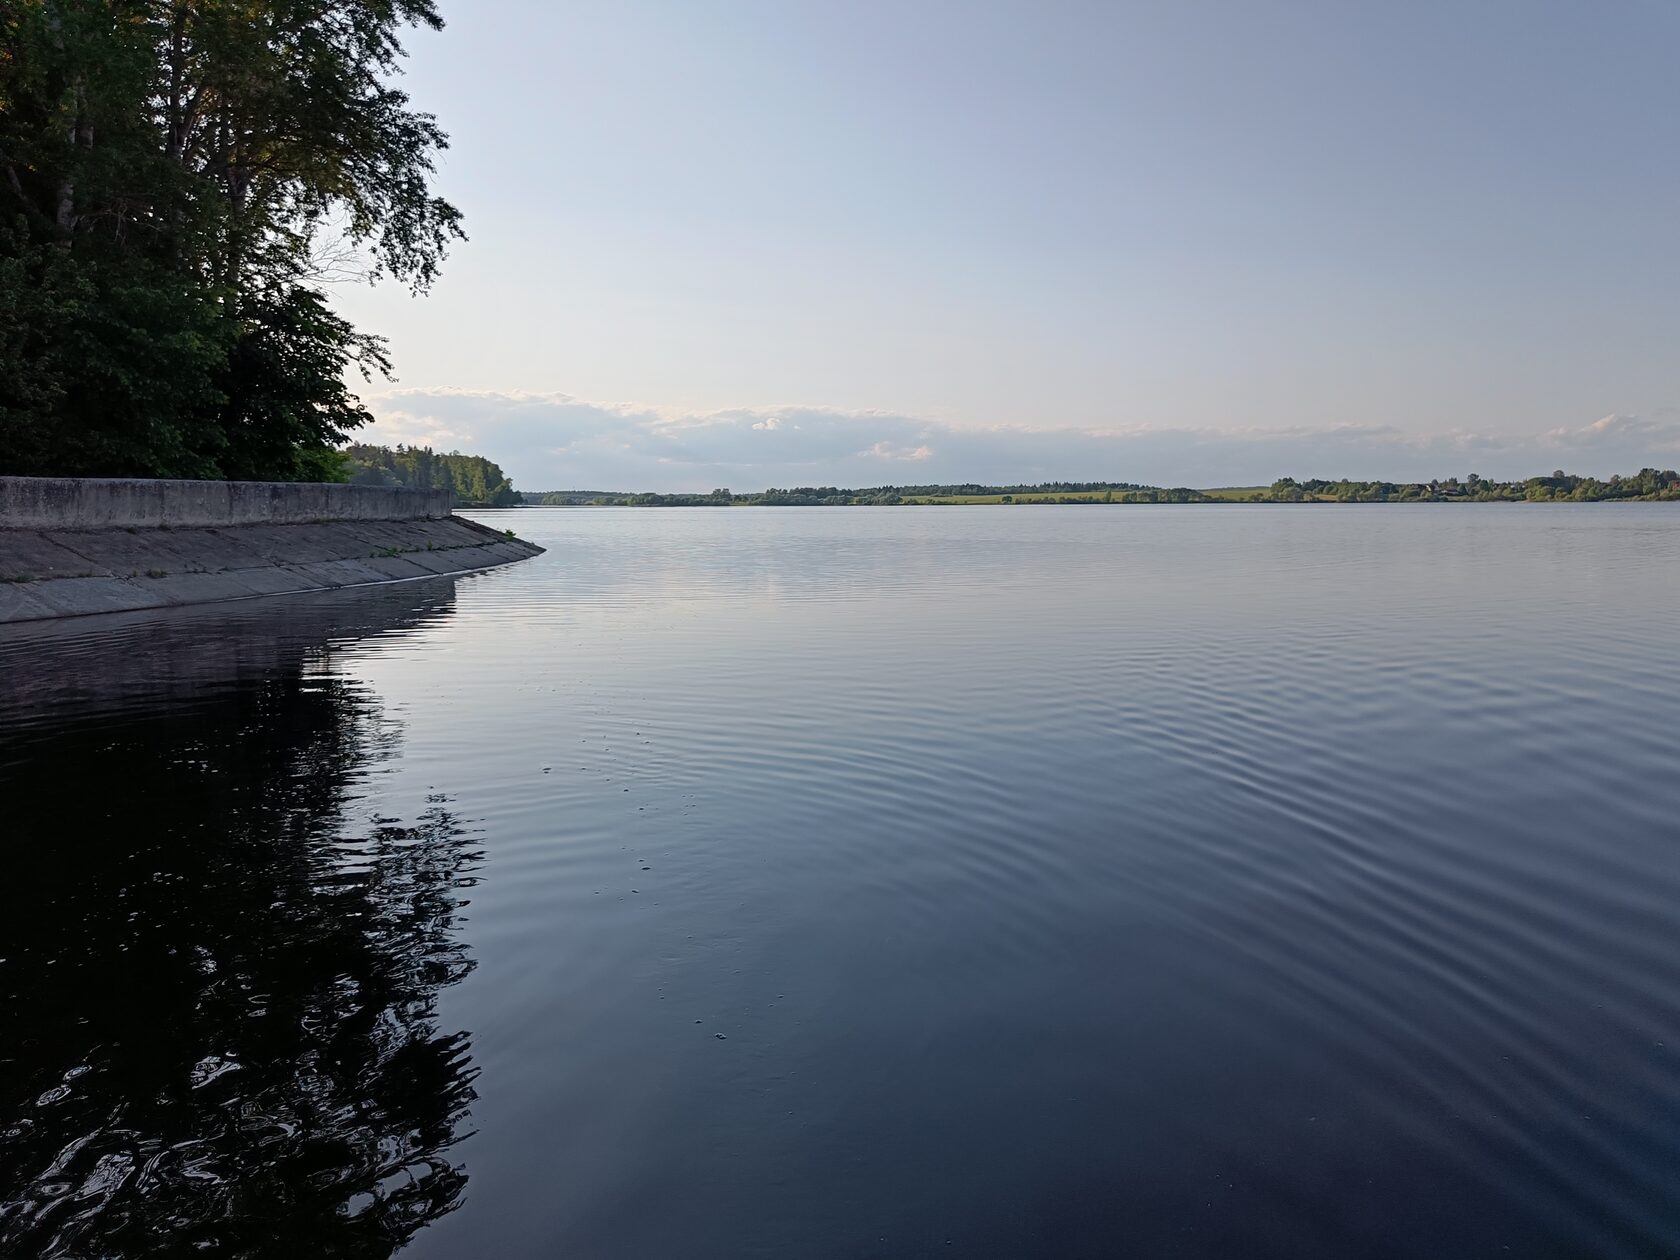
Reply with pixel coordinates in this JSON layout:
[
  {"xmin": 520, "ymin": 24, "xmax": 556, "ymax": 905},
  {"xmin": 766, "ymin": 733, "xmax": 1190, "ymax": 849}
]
[
  {"xmin": 1259, "ymin": 471, "xmax": 1680, "ymax": 503},
  {"xmin": 0, "ymin": 0, "xmax": 461, "ymax": 479},
  {"xmin": 519, "ymin": 471, "xmax": 1680, "ymax": 507},
  {"xmin": 342, "ymin": 442, "xmax": 520, "ymax": 507}
]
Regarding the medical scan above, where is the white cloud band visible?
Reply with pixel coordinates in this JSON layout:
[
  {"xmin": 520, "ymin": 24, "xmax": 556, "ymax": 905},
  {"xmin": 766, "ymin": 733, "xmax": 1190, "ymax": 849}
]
[{"xmin": 361, "ymin": 388, "xmax": 1680, "ymax": 491}]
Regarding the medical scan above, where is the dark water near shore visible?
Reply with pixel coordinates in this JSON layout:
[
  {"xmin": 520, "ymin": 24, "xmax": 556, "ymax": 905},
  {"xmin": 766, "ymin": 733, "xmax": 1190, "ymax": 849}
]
[{"xmin": 3, "ymin": 505, "xmax": 1679, "ymax": 1258}]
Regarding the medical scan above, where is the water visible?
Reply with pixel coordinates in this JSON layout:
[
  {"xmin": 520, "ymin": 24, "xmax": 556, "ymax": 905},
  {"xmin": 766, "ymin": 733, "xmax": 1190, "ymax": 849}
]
[{"xmin": 3, "ymin": 505, "xmax": 1678, "ymax": 1258}]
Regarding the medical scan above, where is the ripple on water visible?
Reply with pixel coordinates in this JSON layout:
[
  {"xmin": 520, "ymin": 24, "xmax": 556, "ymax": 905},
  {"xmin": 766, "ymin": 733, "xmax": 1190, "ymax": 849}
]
[{"xmin": 3, "ymin": 505, "xmax": 1680, "ymax": 1259}]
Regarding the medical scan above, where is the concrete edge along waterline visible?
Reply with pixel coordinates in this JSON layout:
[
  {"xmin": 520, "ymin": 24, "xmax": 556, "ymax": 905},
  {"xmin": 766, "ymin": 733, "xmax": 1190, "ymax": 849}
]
[{"xmin": 0, "ymin": 476, "xmax": 543, "ymax": 624}]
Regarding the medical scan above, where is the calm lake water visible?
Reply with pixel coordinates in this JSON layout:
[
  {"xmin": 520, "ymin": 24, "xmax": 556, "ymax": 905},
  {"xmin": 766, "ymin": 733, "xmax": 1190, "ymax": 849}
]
[{"xmin": 3, "ymin": 505, "xmax": 1679, "ymax": 1258}]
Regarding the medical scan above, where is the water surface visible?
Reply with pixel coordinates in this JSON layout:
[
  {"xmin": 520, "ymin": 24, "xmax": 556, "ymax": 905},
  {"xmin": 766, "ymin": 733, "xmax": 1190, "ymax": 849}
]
[{"xmin": 3, "ymin": 506, "xmax": 1678, "ymax": 1258}]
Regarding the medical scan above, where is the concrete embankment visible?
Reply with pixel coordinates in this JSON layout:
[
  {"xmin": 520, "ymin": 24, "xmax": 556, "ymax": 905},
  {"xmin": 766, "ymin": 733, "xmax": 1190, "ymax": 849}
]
[{"xmin": 0, "ymin": 476, "xmax": 542, "ymax": 624}]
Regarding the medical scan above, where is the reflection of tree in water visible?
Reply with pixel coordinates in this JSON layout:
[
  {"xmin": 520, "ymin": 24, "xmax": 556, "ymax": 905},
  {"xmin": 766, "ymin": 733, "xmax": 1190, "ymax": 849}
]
[{"xmin": 1, "ymin": 653, "xmax": 481, "ymax": 1258}]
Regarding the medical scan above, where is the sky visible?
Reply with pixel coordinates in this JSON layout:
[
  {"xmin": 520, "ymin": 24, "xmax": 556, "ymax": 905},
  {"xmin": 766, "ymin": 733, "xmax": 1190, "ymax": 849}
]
[{"xmin": 336, "ymin": 0, "xmax": 1680, "ymax": 490}]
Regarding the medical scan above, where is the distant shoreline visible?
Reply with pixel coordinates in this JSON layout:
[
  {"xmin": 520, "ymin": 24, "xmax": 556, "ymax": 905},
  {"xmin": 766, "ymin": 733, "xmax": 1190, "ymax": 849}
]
[{"xmin": 517, "ymin": 470, "xmax": 1680, "ymax": 507}]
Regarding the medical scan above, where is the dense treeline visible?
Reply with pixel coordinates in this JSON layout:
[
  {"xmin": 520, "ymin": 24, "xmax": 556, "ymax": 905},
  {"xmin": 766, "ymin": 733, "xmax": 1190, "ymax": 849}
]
[
  {"xmin": 0, "ymin": 1, "xmax": 460, "ymax": 480},
  {"xmin": 897, "ymin": 481, "xmax": 1151, "ymax": 496},
  {"xmin": 342, "ymin": 443, "xmax": 519, "ymax": 507},
  {"xmin": 1259, "ymin": 470, "xmax": 1680, "ymax": 502},
  {"xmin": 525, "ymin": 482, "xmax": 1159, "ymax": 506},
  {"xmin": 521, "ymin": 470, "xmax": 1680, "ymax": 507}
]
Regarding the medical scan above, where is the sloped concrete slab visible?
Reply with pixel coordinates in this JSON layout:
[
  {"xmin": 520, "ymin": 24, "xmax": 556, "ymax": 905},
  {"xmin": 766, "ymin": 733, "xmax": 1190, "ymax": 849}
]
[
  {"xmin": 143, "ymin": 571, "xmax": 291, "ymax": 606},
  {"xmin": 21, "ymin": 577, "xmax": 159, "ymax": 618},
  {"xmin": 229, "ymin": 566, "xmax": 324, "ymax": 596},
  {"xmin": 151, "ymin": 527, "xmax": 279, "ymax": 573},
  {"xmin": 359, "ymin": 555, "xmax": 440, "ymax": 581},
  {"xmin": 394, "ymin": 548, "xmax": 473, "ymax": 575},
  {"xmin": 338, "ymin": 519, "xmax": 420, "ymax": 552},
  {"xmin": 0, "ymin": 532, "xmax": 115, "ymax": 581},
  {"xmin": 411, "ymin": 518, "xmax": 493, "ymax": 548},
  {"xmin": 472, "ymin": 541, "xmax": 536, "ymax": 566},
  {"xmin": 0, "ymin": 515, "xmax": 542, "ymax": 624},
  {"xmin": 43, "ymin": 528, "xmax": 208, "ymax": 578},
  {"xmin": 288, "ymin": 558, "xmax": 403, "ymax": 588},
  {"xmin": 0, "ymin": 583, "xmax": 60, "ymax": 622},
  {"xmin": 214, "ymin": 523, "xmax": 367, "ymax": 565}
]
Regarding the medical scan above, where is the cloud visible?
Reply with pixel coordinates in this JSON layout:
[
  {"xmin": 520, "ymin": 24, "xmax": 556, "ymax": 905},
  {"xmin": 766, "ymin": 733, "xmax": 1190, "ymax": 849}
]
[
  {"xmin": 1540, "ymin": 411, "xmax": 1680, "ymax": 451},
  {"xmin": 862, "ymin": 441, "xmax": 934, "ymax": 462},
  {"xmin": 359, "ymin": 389, "xmax": 1680, "ymax": 491}
]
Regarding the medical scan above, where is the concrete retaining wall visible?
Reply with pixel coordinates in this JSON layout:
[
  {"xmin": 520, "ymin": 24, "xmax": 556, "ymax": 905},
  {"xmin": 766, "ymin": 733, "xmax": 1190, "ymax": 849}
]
[
  {"xmin": 0, "ymin": 477, "xmax": 539, "ymax": 624},
  {"xmin": 0, "ymin": 476, "xmax": 450, "ymax": 530}
]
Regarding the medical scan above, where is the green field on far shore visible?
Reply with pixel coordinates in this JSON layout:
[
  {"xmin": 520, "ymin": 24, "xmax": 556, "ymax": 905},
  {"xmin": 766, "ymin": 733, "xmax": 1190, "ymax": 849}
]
[
  {"xmin": 902, "ymin": 487, "xmax": 1269, "ymax": 504},
  {"xmin": 525, "ymin": 471, "xmax": 1680, "ymax": 507}
]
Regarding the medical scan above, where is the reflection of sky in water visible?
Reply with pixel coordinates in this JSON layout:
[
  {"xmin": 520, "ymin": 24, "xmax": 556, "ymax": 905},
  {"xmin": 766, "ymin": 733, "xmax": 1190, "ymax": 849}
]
[{"xmin": 5, "ymin": 505, "xmax": 1680, "ymax": 1259}]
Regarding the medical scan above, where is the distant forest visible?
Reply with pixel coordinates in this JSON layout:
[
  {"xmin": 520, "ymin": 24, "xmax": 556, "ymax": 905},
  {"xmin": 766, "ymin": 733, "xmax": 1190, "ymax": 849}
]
[
  {"xmin": 521, "ymin": 469, "xmax": 1680, "ymax": 506},
  {"xmin": 1251, "ymin": 469, "xmax": 1680, "ymax": 503},
  {"xmin": 525, "ymin": 481, "xmax": 1168, "ymax": 506},
  {"xmin": 343, "ymin": 444, "xmax": 521, "ymax": 508}
]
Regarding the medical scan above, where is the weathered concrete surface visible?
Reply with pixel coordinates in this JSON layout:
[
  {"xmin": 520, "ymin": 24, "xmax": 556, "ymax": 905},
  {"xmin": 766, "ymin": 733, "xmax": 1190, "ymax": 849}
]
[
  {"xmin": 0, "ymin": 476, "xmax": 450, "ymax": 529},
  {"xmin": 0, "ymin": 514, "xmax": 542, "ymax": 624}
]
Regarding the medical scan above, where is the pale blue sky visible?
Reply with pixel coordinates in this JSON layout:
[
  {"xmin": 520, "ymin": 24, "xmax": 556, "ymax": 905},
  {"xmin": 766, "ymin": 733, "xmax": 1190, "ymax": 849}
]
[{"xmin": 340, "ymin": 1, "xmax": 1680, "ymax": 488}]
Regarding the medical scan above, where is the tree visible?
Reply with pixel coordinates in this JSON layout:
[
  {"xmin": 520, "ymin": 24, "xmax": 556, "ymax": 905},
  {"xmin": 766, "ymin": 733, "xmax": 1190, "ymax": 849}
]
[
  {"xmin": 341, "ymin": 443, "xmax": 521, "ymax": 507},
  {"xmin": 0, "ymin": 1, "xmax": 462, "ymax": 479},
  {"xmin": 1269, "ymin": 477, "xmax": 1305, "ymax": 503}
]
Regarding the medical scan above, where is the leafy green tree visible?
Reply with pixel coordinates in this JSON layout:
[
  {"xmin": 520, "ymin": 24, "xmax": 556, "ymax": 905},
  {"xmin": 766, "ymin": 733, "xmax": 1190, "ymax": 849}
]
[
  {"xmin": 342, "ymin": 443, "xmax": 520, "ymax": 507},
  {"xmin": 0, "ymin": 0, "xmax": 462, "ymax": 479},
  {"xmin": 1269, "ymin": 477, "xmax": 1305, "ymax": 502}
]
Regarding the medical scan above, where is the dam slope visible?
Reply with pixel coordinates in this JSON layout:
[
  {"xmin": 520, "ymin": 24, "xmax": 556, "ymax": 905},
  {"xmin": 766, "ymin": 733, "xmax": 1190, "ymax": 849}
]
[{"xmin": 0, "ymin": 476, "xmax": 542, "ymax": 624}]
